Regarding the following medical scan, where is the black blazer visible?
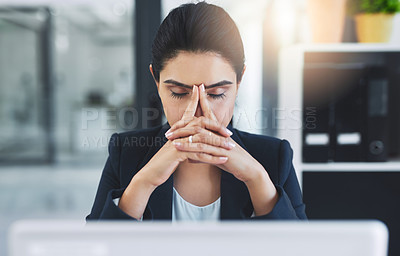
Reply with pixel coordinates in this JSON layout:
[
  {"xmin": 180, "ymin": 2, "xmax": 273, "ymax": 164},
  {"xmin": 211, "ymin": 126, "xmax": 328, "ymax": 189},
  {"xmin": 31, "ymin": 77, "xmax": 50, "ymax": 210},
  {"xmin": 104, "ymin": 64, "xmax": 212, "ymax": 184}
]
[{"xmin": 86, "ymin": 122, "xmax": 307, "ymax": 221}]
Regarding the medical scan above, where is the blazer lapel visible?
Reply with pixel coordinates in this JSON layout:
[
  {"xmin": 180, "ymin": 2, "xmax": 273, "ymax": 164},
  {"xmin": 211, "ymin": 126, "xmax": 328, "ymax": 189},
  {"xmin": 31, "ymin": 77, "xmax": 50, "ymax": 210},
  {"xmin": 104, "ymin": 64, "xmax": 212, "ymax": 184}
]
[{"xmin": 137, "ymin": 121, "xmax": 253, "ymax": 220}]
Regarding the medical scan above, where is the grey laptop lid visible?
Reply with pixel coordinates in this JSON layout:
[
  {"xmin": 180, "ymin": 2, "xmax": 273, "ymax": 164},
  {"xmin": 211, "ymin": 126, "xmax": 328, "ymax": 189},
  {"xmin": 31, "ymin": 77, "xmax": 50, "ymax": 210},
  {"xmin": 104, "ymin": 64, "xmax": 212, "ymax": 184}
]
[{"xmin": 9, "ymin": 220, "xmax": 388, "ymax": 256}]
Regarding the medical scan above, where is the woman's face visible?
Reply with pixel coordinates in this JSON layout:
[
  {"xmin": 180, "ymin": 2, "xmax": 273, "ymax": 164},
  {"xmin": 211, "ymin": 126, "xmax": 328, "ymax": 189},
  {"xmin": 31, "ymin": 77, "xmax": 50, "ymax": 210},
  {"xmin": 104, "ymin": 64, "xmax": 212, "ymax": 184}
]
[{"xmin": 150, "ymin": 51, "xmax": 244, "ymax": 128}]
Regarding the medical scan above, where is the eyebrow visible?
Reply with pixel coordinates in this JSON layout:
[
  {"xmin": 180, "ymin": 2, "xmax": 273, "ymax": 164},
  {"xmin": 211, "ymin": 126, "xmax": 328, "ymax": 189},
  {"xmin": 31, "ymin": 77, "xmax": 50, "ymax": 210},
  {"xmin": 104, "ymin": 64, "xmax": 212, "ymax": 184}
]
[{"xmin": 163, "ymin": 79, "xmax": 233, "ymax": 89}]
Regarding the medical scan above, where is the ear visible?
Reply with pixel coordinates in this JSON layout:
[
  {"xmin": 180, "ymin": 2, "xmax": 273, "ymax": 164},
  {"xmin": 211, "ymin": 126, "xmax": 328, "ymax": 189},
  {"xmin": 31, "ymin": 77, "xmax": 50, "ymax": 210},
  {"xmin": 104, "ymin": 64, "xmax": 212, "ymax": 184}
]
[
  {"xmin": 149, "ymin": 64, "xmax": 159, "ymax": 90},
  {"xmin": 236, "ymin": 64, "xmax": 246, "ymax": 95}
]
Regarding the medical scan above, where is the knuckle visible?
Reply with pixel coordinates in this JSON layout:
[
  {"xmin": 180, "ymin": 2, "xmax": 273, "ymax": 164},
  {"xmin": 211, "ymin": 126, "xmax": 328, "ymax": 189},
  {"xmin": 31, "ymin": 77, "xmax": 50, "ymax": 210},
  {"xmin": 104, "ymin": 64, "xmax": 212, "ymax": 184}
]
[
  {"xmin": 194, "ymin": 117, "xmax": 202, "ymax": 126},
  {"xmin": 182, "ymin": 125, "xmax": 190, "ymax": 132},
  {"xmin": 209, "ymin": 135, "xmax": 217, "ymax": 145},
  {"xmin": 198, "ymin": 131, "xmax": 206, "ymax": 140},
  {"xmin": 196, "ymin": 143, "xmax": 205, "ymax": 150},
  {"xmin": 194, "ymin": 126, "xmax": 202, "ymax": 133},
  {"xmin": 199, "ymin": 116, "xmax": 206, "ymax": 123},
  {"xmin": 222, "ymin": 138, "xmax": 229, "ymax": 146}
]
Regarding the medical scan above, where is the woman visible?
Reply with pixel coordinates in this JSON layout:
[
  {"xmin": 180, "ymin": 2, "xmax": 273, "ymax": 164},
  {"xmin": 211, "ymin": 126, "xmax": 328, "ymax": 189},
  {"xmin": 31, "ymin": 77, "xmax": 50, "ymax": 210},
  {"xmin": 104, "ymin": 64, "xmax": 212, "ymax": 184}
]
[{"xmin": 86, "ymin": 1, "xmax": 306, "ymax": 221}]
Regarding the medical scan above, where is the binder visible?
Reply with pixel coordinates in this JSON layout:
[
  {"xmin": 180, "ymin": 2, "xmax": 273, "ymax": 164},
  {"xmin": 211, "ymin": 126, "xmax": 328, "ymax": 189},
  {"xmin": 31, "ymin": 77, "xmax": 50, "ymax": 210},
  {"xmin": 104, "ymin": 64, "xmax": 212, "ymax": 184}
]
[
  {"xmin": 302, "ymin": 67, "xmax": 333, "ymax": 162},
  {"xmin": 302, "ymin": 64, "xmax": 389, "ymax": 162},
  {"xmin": 333, "ymin": 67, "xmax": 365, "ymax": 162},
  {"xmin": 364, "ymin": 66, "xmax": 389, "ymax": 162}
]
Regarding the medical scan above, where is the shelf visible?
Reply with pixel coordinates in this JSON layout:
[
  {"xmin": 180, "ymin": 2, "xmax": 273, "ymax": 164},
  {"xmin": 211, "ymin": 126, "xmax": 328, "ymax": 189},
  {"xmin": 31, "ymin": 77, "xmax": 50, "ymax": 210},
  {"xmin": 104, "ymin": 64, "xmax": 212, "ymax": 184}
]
[
  {"xmin": 302, "ymin": 161, "xmax": 400, "ymax": 172},
  {"xmin": 278, "ymin": 45, "xmax": 400, "ymax": 175},
  {"xmin": 288, "ymin": 43, "xmax": 400, "ymax": 52}
]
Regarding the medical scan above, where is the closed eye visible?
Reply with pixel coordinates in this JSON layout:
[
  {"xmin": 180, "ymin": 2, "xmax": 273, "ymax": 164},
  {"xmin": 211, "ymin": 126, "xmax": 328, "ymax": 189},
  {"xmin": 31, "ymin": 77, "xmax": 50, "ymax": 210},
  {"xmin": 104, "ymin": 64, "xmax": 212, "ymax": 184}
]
[
  {"xmin": 170, "ymin": 91, "xmax": 226, "ymax": 100},
  {"xmin": 170, "ymin": 91, "xmax": 188, "ymax": 99},
  {"xmin": 208, "ymin": 93, "xmax": 226, "ymax": 99}
]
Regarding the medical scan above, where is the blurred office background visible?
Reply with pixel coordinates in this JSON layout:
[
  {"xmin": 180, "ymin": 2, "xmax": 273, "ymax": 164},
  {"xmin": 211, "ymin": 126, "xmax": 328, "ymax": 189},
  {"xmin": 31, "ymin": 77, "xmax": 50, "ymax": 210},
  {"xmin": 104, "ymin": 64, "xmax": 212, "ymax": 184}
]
[{"xmin": 1, "ymin": 0, "xmax": 400, "ymax": 255}]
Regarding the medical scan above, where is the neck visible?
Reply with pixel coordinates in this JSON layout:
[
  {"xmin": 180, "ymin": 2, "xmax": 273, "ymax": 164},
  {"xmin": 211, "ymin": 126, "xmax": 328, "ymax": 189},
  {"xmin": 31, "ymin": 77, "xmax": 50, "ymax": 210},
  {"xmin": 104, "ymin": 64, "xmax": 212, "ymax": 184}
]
[
  {"xmin": 178, "ymin": 159, "xmax": 218, "ymax": 171},
  {"xmin": 174, "ymin": 160, "xmax": 221, "ymax": 181}
]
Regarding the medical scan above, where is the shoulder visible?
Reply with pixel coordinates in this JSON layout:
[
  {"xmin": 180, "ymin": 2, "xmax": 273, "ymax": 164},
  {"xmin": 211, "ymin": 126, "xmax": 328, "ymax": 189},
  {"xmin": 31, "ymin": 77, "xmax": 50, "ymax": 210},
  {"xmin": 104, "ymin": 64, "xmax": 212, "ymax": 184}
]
[
  {"xmin": 106, "ymin": 124, "xmax": 165, "ymax": 175},
  {"xmin": 106, "ymin": 124, "xmax": 166, "ymax": 157},
  {"xmin": 233, "ymin": 128, "xmax": 292, "ymax": 155},
  {"xmin": 233, "ymin": 128, "xmax": 282, "ymax": 148},
  {"xmin": 233, "ymin": 128, "xmax": 294, "ymax": 185}
]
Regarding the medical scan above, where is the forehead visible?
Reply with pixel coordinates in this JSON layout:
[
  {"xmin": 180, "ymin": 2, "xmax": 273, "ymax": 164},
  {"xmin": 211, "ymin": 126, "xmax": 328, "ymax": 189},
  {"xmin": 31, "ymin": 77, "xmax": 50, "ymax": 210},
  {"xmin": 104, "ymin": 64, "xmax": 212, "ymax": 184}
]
[{"xmin": 160, "ymin": 51, "xmax": 236, "ymax": 83}]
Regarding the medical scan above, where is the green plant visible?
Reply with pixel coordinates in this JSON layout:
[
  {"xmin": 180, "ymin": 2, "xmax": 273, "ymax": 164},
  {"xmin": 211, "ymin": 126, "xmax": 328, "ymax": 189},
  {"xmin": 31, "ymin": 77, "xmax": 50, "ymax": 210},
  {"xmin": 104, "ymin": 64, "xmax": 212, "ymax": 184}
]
[{"xmin": 347, "ymin": 0, "xmax": 400, "ymax": 14}]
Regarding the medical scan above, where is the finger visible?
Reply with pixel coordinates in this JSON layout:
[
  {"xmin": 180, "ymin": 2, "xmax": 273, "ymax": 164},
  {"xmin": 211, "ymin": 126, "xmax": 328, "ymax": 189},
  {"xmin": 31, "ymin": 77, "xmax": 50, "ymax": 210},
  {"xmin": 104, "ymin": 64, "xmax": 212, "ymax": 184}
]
[
  {"xmin": 166, "ymin": 126, "xmax": 235, "ymax": 150},
  {"xmin": 167, "ymin": 116, "xmax": 232, "ymax": 137},
  {"xmin": 182, "ymin": 85, "xmax": 199, "ymax": 121},
  {"xmin": 195, "ymin": 116, "xmax": 233, "ymax": 137},
  {"xmin": 173, "ymin": 139, "xmax": 230, "ymax": 157},
  {"xmin": 166, "ymin": 117, "xmax": 196, "ymax": 136},
  {"xmin": 181, "ymin": 151, "xmax": 228, "ymax": 165},
  {"xmin": 169, "ymin": 127, "xmax": 235, "ymax": 149},
  {"xmin": 165, "ymin": 86, "xmax": 199, "ymax": 135},
  {"xmin": 199, "ymin": 83, "xmax": 218, "ymax": 122}
]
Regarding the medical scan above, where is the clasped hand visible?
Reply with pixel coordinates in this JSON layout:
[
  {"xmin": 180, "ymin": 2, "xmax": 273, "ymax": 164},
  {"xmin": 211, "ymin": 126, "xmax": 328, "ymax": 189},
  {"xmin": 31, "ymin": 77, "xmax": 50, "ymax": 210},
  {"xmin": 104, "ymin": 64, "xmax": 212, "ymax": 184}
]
[{"xmin": 165, "ymin": 84, "xmax": 264, "ymax": 183}]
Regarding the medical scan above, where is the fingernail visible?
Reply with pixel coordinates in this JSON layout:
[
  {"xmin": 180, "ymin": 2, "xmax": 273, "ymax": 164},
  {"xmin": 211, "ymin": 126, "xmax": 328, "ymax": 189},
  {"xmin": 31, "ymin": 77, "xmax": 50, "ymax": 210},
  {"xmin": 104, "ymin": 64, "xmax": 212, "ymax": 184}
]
[
  {"xmin": 201, "ymin": 83, "xmax": 205, "ymax": 92},
  {"xmin": 165, "ymin": 128, "xmax": 171, "ymax": 134},
  {"xmin": 219, "ymin": 156, "xmax": 228, "ymax": 161},
  {"xmin": 228, "ymin": 142, "xmax": 236, "ymax": 148},
  {"xmin": 226, "ymin": 128, "xmax": 233, "ymax": 136},
  {"xmin": 173, "ymin": 141, "xmax": 181, "ymax": 146},
  {"xmin": 193, "ymin": 85, "xmax": 196, "ymax": 94},
  {"xmin": 165, "ymin": 132, "xmax": 173, "ymax": 138}
]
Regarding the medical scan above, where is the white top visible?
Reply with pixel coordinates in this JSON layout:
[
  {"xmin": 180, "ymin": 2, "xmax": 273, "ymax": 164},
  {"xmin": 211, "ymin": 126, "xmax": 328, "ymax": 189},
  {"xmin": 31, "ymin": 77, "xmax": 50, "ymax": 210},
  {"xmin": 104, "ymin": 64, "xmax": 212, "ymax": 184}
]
[
  {"xmin": 112, "ymin": 187, "xmax": 221, "ymax": 221},
  {"xmin": 171, "ymin": 186, "xmax": 220, "ymax": 222}
]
